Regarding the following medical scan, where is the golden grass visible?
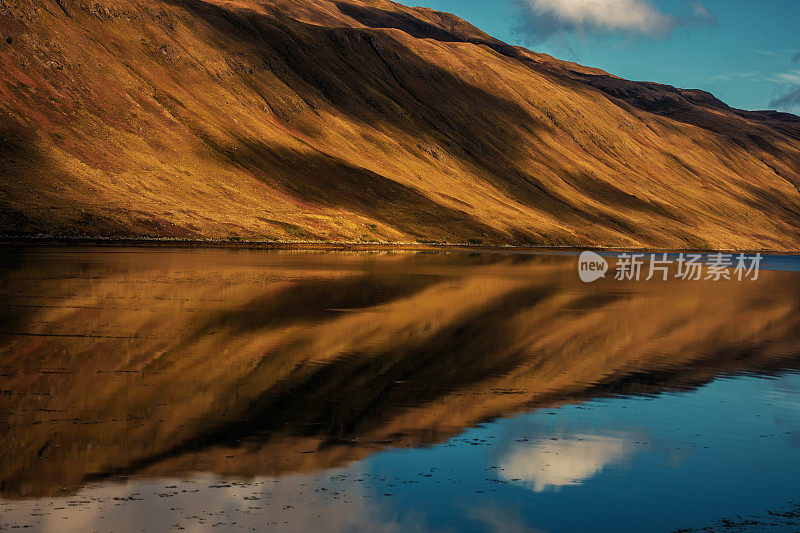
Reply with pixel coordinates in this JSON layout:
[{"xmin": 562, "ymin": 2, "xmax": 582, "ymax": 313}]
[{"xmin": 0, "ymin": 0, "xmax": 799, "ymax": 248}]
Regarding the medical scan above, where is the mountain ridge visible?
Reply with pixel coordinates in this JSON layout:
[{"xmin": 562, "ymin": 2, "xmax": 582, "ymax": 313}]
[{"xmin": 1, "ymin": 0, "xmax": 800, "ymax": 248}]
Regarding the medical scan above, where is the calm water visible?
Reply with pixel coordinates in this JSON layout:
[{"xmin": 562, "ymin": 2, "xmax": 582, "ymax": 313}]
[{"xmin": 0, "ymin": 248, "xmax": 799, "ymax": 532}]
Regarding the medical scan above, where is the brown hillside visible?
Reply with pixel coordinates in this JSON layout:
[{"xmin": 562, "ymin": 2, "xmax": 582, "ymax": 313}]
[{"xmin": 1, "ymin": 0, "xmax": 800, "ymax": 248}]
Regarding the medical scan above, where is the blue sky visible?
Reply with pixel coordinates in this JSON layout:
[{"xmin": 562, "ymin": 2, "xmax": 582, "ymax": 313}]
[{"xmin": 410, "ymin": 0, "xmax": 800, "ymax": 113}]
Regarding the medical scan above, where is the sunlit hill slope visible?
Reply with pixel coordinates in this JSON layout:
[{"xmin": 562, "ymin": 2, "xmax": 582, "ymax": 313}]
[{"xmin": 1, "ymin": 0, "xmax": 800, "ymax": 247}]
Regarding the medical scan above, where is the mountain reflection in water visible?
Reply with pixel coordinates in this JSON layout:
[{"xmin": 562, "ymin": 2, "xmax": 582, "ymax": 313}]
[{"xmin": 1, "ymin": 248, "xmax": 799, "ymax": 531}]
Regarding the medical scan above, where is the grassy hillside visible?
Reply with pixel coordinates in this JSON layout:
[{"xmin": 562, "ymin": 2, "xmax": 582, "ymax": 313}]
[{"xmin": 1, "ymin": 0, "xmax": 800, "ymax": 248}]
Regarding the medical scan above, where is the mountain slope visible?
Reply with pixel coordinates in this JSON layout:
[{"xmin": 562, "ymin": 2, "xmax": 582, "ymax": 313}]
[{"xmin": 1, "ymin": 0, "xmax": 800, "ymax": 248}]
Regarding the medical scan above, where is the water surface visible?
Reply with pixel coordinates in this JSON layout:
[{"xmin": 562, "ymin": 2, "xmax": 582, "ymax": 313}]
[{"xmin": 0, "ymin": 248, "xmax": 799, "ymax": 532}]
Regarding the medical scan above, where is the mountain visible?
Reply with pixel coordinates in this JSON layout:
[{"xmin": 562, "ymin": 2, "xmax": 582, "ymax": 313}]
[{"xmin": 1, "ymin": 0, "xmax": 800, "ymax": 249}]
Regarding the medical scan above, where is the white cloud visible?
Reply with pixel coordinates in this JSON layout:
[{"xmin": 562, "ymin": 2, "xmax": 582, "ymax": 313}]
[
  {"xmin": 532, "ymin": 0, "xmax": 672, "ymax": 34},
  {"xmin": 7, "ymin": 471, "xmax": 425, "ymax": 533},
  {"xmin": 775, "ymin": 70, "xmax": 800, "ymax": 84},
  {"xmin": 498, "ymin": 434, "xmax": 634, "ymax": 492},
  {"xmin": 709, "ymin": 72, "xmax": 755, "ymax": 82},
  {"xmin": 514, "ymin": 0, "xmax": 716, "ymax": 41},
  {"xmin": 770, "ymin": 87, "xmax": 800, "ymax": 111}
]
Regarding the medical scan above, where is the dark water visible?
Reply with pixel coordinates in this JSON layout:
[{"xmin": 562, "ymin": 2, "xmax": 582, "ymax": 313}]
[{"xmin": 0, "ymin": 248, "xmax": 799, "ymax": 532}]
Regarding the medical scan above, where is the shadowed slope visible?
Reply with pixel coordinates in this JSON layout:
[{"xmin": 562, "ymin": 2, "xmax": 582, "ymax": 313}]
[{"xmin": 1, "ymin": 0, "xmax": 800, "ymax": 247}]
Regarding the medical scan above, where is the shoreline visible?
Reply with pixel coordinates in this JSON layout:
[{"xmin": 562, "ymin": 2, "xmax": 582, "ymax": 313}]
[{"xmin": 1, "ymin": 236, "xmax": 798, "ymax": 255}]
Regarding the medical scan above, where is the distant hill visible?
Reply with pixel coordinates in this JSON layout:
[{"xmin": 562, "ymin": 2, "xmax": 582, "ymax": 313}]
[{"xmin": 1, "ymin": 0, "xmax": 800, "ymax": 248}]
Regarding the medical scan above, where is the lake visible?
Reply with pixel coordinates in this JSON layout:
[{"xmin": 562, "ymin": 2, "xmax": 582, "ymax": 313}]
[{"xmin": 0, "ymin": 247, "xmax": 799, "ymax": 532}]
